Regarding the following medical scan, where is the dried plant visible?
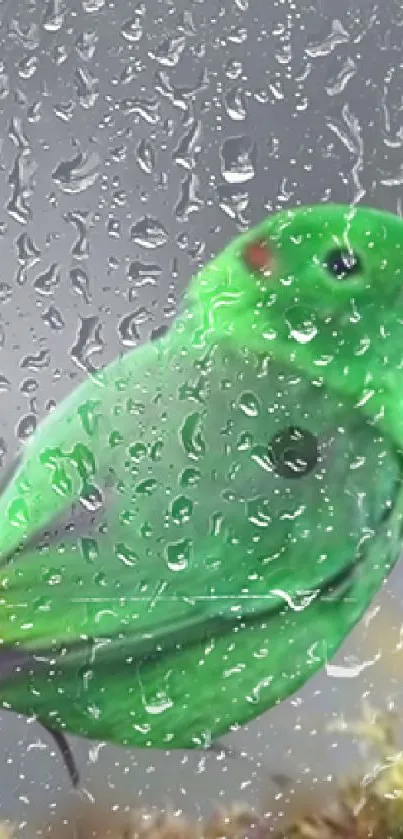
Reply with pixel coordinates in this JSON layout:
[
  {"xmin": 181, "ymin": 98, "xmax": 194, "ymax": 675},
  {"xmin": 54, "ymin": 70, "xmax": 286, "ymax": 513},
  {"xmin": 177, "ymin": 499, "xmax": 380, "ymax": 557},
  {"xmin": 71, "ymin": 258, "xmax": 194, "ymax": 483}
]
[{"xmin": 4, "ymin": 705, "xmax": 403, "ymax": 839}]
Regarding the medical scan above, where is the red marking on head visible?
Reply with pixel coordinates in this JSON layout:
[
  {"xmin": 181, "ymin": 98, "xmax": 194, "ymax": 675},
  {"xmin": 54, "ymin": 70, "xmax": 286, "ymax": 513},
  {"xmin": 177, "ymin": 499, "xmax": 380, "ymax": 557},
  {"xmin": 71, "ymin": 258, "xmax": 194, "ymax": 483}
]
[{"xmin": 243, "ymin": 240, "xmax": 273, "ymax": 273}]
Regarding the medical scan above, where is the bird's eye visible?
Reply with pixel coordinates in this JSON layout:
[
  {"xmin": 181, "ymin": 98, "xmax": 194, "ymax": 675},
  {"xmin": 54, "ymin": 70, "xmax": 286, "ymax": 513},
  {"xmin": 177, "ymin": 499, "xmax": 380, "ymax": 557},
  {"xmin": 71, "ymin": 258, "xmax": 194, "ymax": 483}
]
[
  {"xmin": 268, "ymin": 426, "xmax": 319, "ymax": 479},
  {"xmin": 325, "ymin": 249, "xmax": 362, "ymax": 281}
]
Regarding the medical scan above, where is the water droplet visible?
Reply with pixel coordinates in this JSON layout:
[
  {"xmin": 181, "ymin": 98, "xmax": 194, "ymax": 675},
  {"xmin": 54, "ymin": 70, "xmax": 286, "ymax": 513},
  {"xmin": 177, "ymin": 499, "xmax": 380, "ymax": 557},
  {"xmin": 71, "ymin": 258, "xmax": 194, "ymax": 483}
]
[
  {"xmin": 226, "ymin": 25, "xmax": 247, "ymax": 44},
  {"xmin": 251, "ymin": 444, "xmax": 274, "ymax": 474},
  {"xmin": 15, "ymin": 232, "xmax": 40, "ymax": 268},
  {"xmin": 81, "ymin": 537, "xmax": 99, "ymax": 563},
  {"xmin": 0, "ymin": 64, "xmax": 9, "ymax": 99},
  {"xmin": 173, "ymin": 118, "xmax": 201, "ymax": 170},
  {"xmin": 218, "ymin": 183, "xmax": 249, "ymax": 225},
  {"xmin": 8, "ymin": 498, "xmax": 29, "ymax": 527},
  {"xmin": 71, "ymin": 267, "xmax": 91, "ymax": 302},
  {"xmin": 225, "ymin": 59, "xmax": 243, "ymax": 80},
  {"xmin": 76, "ymin": 404, "xmax": 101, "ymax": 439},
  {"xmin": 42, "ymin": 567, "xmax": 63, "ymax": 586},
  {"xmin": 247, "ymin": 676, "xmax": 273, "ymax": 704},
  {"xmin": 176, "ymin": 10, "xmax": 196, "ymax": 35},
  {"xmin": 18, "ymin": 54, "xmax": 38, "ymax": 79},
  {"xmin": 180, "ymin": 412, "xmax": 206, "ymax": 460},
  {"xmin": 121, "ymin": 16, "xmax": 143, "ymax": 42},
  {"xmin": 42, "ymin": 305, "xmax": 65, "ymax": 331},
  {"xmin": 70, "ymin": 316, "xmax": 104, "ymax": 373},
  {"xmin": 179, "ymin": 467, "xmax": 200, "ymax": 488},
  {"xmin": 107, "ymin": 218, "xmax": 120, "ymax": 238},
  {"xmin": 0, "ymin": 439, "xmax": 7, "ymax": 468},
  {"xmin": 8, "ymin": 117, "xmax": 30, "ymax": 153},
  {"xmin": 82, "ymin": 0, "xmax": 105, "ymax": 11},
  {"xmin": 154, "ymin": 68, "xmax": 208, "ymax": 111},
  {"xmin": 236, "ymin": 431, "xmax": 252, "ymax": 451},
  {"xmin": 150, "ymin": 440, "xmax": 163, "ymax": 462},
  {"xmin": 135, "ymin": 138, "xmax": 155, "ymax": 174},
  {"xmin": 175, "ymin": 173, "xmax": 203, "ymax": 221},
  {"xmin": 224, "ymin": 86, "xmax": 247, "ymax": 121},
  {"xmin": 170, "ymin": 495, "xmax": 193, "ymax": 524},
  {"xmin": 165, "ymin": 538, "xmax": 192, "ymax": 571},
  {"xmin": 65, "ymin": 209, "xmax": 90, "ymax": 259},
  {"xmin": 9, "ymin": 19, "xmax": 40, "ymax": 51},
  {"xmin": 20, "ymin": 378, "xmax": 39, "ymax": 396},
  {"xmin": 17, "ymin": 414, "xmax": 37, "ymax": 441},
  {"xmin": 381, "ymin": 169, "xmax": 403, "ymax": 187},
  {"xmin": 238, "ymin": 391, "xmax": 260, "ymax": 417},
  {"xmin": 115, "ymin": 542, "xmax": 138, "ymax": 567},
  {"xmin": 285, "ymin": 308, "xmax": 318, "ymax": 344},
  {"xmin": 80, "ymin": 482, "xmax": 103, "ymax": 511},
  {"xmin": 74, "ymin": 66, "xmax": 99, "ymax": 109},
  {"xmin": 131, "ymin": 216, "xmax": 168, "ymax": 249},
  {"xmin": 109, "ymin": 430, "xmax": 123, "ymax": 449},
  {"xmin": 220, "ymin": 136, "xmax": 256, "ymax": 184},
  {"xmin": 7, "ymin": 152, "xmax": 37, "ymax": 224},
  {"xmin": 127, "ymin": 260, "xmax": 161, "ymax": 287},
  {"xmin": 136, "ymin": 478, "xmax": 157, "ymax": 496},
  {"xmin": 21, "ymin": 350, "xmax": 50, "ymax": 370},
  {"xmin": 33, "ymin": 263, "xmax": 61, "ymax": 295},
  {"xmin": 53, "ymin": 44, "xmax": 69, "ymax": 65},
  {"xmin": 27, "ymin": 100, "xmax": 42, "ymax": 123},
  {"xmin": 51, "ymin": 463, "xmax": 73, "ymax": 497},
  {"xmin": 54, "ymin": 101, "xmax": 76, "ymax": 122},
  {"xmin": 118, "ymin": 308, "xmax": 149, "ymax": 347},
  {"xmin": 149, "ymin": 35, "xmax": 186, "ymax": 67},
  {"xmin": 53, "ymin": 150, "xmax": 101, "ymax": 194},
  {"xmin": 75, "ymin": 31, "xmax": 98, "ymax": 61},
  {"xmin": 141, "ymin": 688, "xmax": 173, "ymax": 715},
  {"xmin": 43, "ymin": 0, "xmax": 66, "ymax": 32},
  {"xmin": 306, "ymin": 19, "xmax": 349, "ymax": 58},
  {"xmin": 247, "ymin": 497, "xmax": 272, "ymax": 528},
  {"xmin": 72, "ymin": 444, "xmax": 96, "ymax": 482},
  {"xmin": 0, "ymin": 283, "xmax": 12, "ymax": 303},
  {"xmin": 326, "ymin": 58, "xmax": 357, "ymax": 96},
  {"xmin": 129, "ymin": 442, "xmax": 147, "ymax": 461},
  {"xmin": 122, "ymin": 96, "xmax": 160, "ymax": 124}
]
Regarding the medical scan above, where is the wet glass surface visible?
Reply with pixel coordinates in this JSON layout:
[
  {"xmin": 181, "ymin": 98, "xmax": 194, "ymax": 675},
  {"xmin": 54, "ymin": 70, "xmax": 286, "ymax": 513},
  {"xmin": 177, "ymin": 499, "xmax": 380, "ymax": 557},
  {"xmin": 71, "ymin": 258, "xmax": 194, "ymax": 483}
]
[{"xmin": 0, "ymin": 0, "xmax": 402, "ymax": 832}]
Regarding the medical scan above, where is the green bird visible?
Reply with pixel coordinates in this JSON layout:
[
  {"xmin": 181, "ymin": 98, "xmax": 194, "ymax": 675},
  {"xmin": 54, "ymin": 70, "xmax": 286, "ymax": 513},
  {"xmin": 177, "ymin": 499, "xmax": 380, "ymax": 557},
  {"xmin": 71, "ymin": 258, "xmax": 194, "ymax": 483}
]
[{"xmin": 0, "ymin": 203, "xmax": 402, "ymax": 786}]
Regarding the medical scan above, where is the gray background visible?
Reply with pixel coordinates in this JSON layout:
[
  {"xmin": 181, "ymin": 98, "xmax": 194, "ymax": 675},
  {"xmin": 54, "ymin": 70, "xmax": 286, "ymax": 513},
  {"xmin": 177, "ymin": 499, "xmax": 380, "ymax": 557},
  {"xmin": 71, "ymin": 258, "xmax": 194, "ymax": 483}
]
[{"xmin": 0, "ymin": 0, "xmax": 403, "ymax": 832}]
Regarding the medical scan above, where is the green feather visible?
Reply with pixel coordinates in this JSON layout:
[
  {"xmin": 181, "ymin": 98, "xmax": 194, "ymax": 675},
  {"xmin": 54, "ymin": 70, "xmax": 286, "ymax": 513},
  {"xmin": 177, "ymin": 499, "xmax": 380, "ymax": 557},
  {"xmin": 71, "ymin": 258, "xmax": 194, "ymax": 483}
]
[{"xmin": 0, "ymin": 203, "xmax": 402, "ymax": 749}]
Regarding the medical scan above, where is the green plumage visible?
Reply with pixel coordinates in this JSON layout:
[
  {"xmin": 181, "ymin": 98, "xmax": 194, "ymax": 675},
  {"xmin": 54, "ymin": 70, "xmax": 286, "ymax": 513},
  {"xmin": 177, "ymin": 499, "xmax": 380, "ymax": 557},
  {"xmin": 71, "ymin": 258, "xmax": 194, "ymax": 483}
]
[{"xmin": 0, "ymin": 203, "xmax": 402, "ymax": 749}]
